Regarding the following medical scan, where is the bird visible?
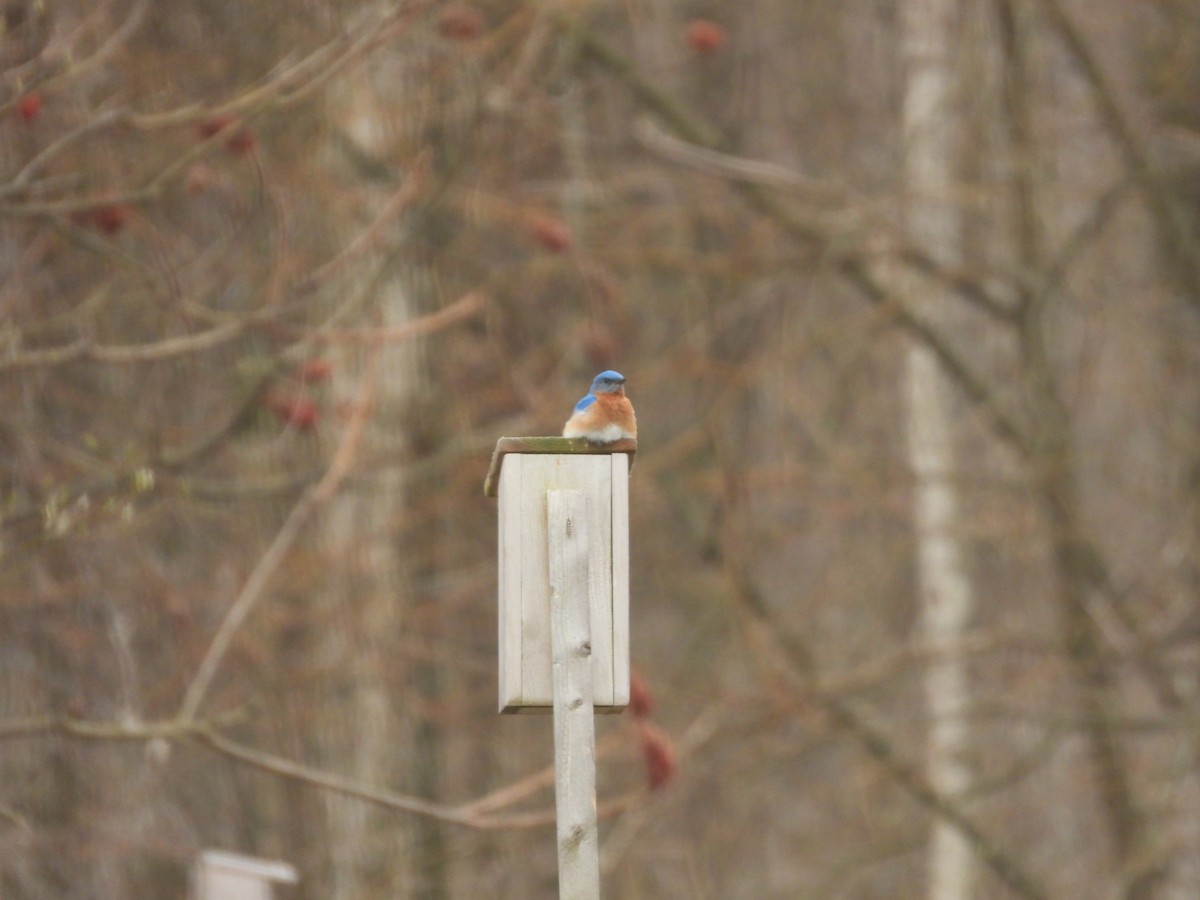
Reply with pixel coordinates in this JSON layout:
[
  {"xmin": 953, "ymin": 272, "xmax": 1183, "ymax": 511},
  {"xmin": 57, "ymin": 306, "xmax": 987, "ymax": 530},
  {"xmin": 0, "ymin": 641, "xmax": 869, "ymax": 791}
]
[{"xmin": 562, "ymin": 370, "xmax": 637, "ymax": 443}]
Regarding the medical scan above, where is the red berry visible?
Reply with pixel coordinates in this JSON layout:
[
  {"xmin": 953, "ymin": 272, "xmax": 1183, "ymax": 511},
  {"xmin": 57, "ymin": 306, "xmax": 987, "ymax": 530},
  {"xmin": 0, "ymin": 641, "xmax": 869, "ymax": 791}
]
[
  {"xmin": 685, "ymin": 19, "xmax": 727, "ymax": 55},
  {"xmin": 266, "ymin": 393, "xmax": 319, "ymax": 430},
  {"xmin": 197, "ymin": 115, "xmax": 235, "ymax": 140},
  {"xmin": 296, "ymin": 358, "xmax": 333, "ymax": 383},
  {"xmin": 225, "ymin": 127, "xmax": 256, "ymax": 154},
  {"xmin": 528, "ymin": 214, "xmax": 572, "ymax": 252},
  {"xmin": 581, "ymin": 324, "xmax": 619, "ymax": 370},
  {"xmin": 17, "ymin": 92, "xmax": 42, "ymax": 122},
  {"xmin": 198, "ymin": 115, "xmax": 256, "ymax": 154},
  {"xmin": 628, "ymin": 669, "xmax": 655, "ymax": 719},
  {"xmin": 637, "ymin": 721, "xmax": 677, "ymax": 790},
  {"xmin": 93, "ymin": 203, "xmax": 131, "ymax": 235},
  {"xmin": 437, "ymin": 4, "xmax": 484, "ymax": 40}
]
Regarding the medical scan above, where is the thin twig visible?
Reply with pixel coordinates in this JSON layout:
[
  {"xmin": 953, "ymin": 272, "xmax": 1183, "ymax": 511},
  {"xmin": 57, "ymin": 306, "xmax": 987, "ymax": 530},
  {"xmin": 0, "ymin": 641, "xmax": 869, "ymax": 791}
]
[
  {"xmin": 461, "ymin": 730, "xmax": 626, "ymax": 817},
  {"xmin": 633, "ymin": 118, "xmax": 846, "ymax": 200},
  {"xmin": 197, "ymin": 727, "xmax": 481, "ymax": 827},
  {"xmin": 0, "ymin": 111, "xmax": 126, "ymax": 199},
  {"xmin": 311, "ymin": 291, "xmax": 489, "ymax": 345}
]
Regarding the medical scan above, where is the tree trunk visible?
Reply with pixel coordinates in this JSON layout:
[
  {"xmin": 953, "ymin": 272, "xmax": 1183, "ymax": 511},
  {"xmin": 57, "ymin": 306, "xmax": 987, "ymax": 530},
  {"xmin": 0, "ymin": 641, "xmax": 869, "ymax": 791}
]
[
  {"xmin": 311, "ymin": 74, "xmax": 424, "ymax": 900},
  {"xmin": 900, "ymin": 0, "xmax": 975, "ymax": 897}
]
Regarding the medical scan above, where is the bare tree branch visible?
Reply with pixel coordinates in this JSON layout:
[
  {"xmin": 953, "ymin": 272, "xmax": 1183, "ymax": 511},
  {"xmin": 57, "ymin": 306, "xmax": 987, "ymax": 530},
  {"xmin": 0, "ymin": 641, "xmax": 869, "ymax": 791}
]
[
  {"xmin": 0, "ymin": 713, "xmax": 642, "ymax": 832},
  {"xmin": 576, "ymin": 25, "xmax": 1030, "ymax": 456},
  {"xmin": 1032, "ymin": 0, "xmax": 1200, "ymax": 305},
  {"xmin": 176, "ymin": 338, "xmax": 384, "ymax": 722}
]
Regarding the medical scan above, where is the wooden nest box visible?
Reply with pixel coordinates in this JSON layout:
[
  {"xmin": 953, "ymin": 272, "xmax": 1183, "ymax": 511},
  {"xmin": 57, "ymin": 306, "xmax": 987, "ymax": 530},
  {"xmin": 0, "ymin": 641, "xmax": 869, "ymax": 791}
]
[{"xmin": 485, "ymin": 437, "xmax": 635, "ymax": 713}]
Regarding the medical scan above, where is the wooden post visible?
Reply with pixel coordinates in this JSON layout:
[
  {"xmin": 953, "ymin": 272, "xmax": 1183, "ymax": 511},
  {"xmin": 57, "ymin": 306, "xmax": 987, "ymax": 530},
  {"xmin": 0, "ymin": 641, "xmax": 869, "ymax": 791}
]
[{"xmin": 547, "ymin": 489, "xmax": 601, "ymax": 900}]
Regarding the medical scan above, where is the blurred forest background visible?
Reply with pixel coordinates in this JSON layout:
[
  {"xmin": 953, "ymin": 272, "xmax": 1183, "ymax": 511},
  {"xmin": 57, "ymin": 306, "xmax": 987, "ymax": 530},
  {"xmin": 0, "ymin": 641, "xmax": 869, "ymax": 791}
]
[{"xmin": 4, "ymin": 0, "xmax": 1200, "ymax": 897}]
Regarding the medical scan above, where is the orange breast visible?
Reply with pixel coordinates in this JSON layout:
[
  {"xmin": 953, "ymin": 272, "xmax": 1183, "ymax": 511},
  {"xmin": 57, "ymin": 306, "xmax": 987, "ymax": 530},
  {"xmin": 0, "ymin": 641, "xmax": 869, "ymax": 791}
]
[{"xmin": 595, "ymin": 392, "xmax": 637, "ymax": 437}]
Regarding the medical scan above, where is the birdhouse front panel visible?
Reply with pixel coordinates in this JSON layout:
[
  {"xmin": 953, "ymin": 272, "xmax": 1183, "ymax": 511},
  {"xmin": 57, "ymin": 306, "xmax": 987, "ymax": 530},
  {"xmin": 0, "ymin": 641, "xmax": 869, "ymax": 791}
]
[{"xmin": 497, "ymin": 450, "xmax": 630, "ymax": 712}]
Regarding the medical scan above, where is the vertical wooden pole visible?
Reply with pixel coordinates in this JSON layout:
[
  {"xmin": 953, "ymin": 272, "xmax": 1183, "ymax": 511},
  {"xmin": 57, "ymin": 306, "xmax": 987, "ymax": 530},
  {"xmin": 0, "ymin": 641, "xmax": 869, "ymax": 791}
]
[{"xmin": 547, "ymin": 489, "xmax": 601, "ymax": 900}]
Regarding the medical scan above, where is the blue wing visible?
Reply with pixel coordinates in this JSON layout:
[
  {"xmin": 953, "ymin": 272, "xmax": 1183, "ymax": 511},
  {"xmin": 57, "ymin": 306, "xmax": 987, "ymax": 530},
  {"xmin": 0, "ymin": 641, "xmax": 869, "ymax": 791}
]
[{"xmin": 573, "ymin": 393, "xmax": 597, "ymax": 413}]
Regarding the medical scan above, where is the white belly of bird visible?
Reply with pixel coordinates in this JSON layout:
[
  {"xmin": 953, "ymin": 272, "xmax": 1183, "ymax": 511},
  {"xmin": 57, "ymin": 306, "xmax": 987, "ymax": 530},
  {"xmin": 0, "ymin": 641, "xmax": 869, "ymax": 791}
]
[{"xmin": 564, "ymin": 422, "xmax": 628, "ymax": 442}]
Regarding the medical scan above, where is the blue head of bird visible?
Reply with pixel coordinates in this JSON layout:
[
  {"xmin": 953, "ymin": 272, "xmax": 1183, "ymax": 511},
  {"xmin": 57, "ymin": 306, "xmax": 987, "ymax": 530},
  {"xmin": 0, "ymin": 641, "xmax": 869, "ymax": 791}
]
[{"xmin": 591, "ymin": 370, "xmax": 626, "ymax": 394}]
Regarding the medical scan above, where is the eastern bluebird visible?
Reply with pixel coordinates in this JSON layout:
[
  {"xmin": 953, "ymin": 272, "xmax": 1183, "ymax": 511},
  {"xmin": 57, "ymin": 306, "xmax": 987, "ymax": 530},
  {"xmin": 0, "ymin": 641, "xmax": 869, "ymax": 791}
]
[{"xmin": 562, "ymin": 370, "xmax": 637, "ymax": 443}]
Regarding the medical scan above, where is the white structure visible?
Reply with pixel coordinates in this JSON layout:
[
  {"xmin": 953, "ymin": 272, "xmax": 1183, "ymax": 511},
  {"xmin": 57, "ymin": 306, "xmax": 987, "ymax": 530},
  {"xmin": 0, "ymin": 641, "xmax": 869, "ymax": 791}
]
[
  {"xmin": 191, "ymin": 850, "xmax": 298, "ymax": 900},
  {"xmin": 486, "ymin": 437, "xmax": 633, "ymax": 714}
]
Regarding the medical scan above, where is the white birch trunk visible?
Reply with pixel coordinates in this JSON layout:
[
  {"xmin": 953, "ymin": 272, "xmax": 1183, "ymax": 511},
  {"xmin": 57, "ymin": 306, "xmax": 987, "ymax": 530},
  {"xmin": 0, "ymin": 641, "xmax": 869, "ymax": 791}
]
[
  {"xmin": 906, "ymin": 345, "xmax": 974, "ymax": 900},
  {"xmin": 900, "ymin": 0, "xmax": 975, "ymax": 898},
  {"xmin": 315, "ymin": 76, "xmax": 419, "ymax": 900}
]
